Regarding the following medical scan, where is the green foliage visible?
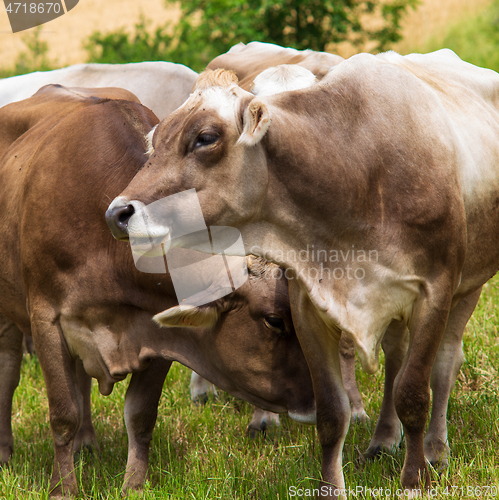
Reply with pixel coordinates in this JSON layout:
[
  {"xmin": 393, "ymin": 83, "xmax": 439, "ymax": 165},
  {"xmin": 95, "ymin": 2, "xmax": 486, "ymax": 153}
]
[
  {"xmin": 85, "ymin": 16, "xmax": 175, "ymax": 65},
  {"xmin": 0, "ymin": 27, "xmax": 55, "ymax": 78},
  {"xmin": 168, "ymin": 0, "xmax": 419, "ymax": 69},
  {"xmin": 84, "ymin": 0, "xmax": 418, "ymax": 72}
]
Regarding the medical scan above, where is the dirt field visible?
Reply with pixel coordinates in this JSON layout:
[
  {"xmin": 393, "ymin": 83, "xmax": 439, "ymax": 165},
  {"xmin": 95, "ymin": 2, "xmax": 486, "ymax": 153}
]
[{"xmin": 0, "ymin": 0, "xmax": 493, "ymax": 69}]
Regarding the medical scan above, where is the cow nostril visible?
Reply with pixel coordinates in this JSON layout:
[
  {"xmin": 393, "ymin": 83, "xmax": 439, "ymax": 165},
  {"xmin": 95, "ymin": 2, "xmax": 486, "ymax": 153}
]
[
  {"xmin": 117, "ymin": 205, "xmax": 135, "ymax": 225},
  {"xmin": 105, "ymin": 204, "xmax": 135, "ymax": 240}
]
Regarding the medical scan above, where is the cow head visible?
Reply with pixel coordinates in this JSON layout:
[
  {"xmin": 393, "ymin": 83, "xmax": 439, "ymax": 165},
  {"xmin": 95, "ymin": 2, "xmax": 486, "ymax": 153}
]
[
  {"xmin": 157, "ymin": 257, "xmax": 315, "ymax": 419},
  {"xmin": 105, "ymin": 69, "xmax": 271, "ymax": 245}
]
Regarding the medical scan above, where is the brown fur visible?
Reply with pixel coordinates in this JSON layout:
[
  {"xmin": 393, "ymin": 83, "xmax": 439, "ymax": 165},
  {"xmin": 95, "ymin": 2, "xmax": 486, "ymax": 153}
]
[{"xmin": 0, "ymin": 85, "xmax": 315, "ymax": 497}]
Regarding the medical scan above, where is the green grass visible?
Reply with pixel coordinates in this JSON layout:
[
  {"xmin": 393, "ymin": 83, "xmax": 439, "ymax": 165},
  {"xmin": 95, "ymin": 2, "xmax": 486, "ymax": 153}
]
[{"xmin": 1, "ymin": 276, "xmax": 499, "ymax": 499}]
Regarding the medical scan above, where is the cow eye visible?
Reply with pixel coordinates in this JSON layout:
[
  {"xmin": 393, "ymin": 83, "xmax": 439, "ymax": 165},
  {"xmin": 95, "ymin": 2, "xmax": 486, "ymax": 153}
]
[
  {"xmin": 194, "ymin": 133, "xmax": 219, "ymax": 149},
  {"xmin": 264, "ymin": 315, "xmax": 286, "ymax": 333}
]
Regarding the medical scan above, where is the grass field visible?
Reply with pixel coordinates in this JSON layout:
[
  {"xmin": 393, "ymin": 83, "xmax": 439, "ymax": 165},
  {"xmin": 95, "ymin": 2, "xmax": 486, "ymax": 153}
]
[{"xmin": 1, "ymin": 276, "xmax": 498, "ymax": 499}]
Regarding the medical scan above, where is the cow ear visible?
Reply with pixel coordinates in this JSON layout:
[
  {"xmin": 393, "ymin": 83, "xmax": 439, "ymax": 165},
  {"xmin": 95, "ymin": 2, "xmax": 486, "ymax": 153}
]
[
  {"xmin": 153, "ymin": 304, "xmax": 220, "ymax": 328},
  {"xmin": 237, "ymin": 100, "xmax": 270, "ymax": 147}
]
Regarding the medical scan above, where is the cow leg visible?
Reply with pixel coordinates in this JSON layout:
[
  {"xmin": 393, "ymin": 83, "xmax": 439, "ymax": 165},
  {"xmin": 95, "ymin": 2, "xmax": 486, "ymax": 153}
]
[
  {"xmin": 424, "ymin": 287, "xmax": 481, "ymax": 467},
  {"xmin": 189, "ymin": 371, "xmax": 218, "ymax": 404},
  {"xmin": 31, "ymin": 311, "xmax": 83, "ymax": 498},
  {"xmin": 365, "ymin": 321, "xmax": 409, "ymax": 458},
  {"xmin": 122, "ymin": 358, "xmax": 172, "ymax": 494},
  {"xmin": 0, "ymin": 317, "xmax": 23, "ymax": 464},
  {"xmin": 394, "ymin": 286, "xmax": 454, "ymax": 494},
  {"xmin": 289, "ymin": 281, "xmax": 350, "ymax": 499},
  {"xmin": 190, "ymin": 371, "xmax": 279, "ymax": 437},
  {"xmin": 73, "ymin": 360, "xmax": 99, "ymax": 454},
  {"xmin": 339, "ymin": 333, "xmax": 368, "ymax": 423}
]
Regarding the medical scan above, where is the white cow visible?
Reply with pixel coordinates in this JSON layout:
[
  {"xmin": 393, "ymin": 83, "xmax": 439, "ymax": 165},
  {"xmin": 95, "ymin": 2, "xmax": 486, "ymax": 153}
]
[{"xmin": 0, "ymin": 61, "xmax": 197, "ymax": 119}]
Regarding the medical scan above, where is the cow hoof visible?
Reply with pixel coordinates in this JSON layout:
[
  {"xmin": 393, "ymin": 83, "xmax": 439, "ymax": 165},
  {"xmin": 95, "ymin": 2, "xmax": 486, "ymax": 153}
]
[
  {"xmin": 424, "ymin": 439, "xmax": 450, "ymax": 469},
  {"xmin": 247, "ymin": 412, "xmax": 280, "ymax": 438},
  {"xmin": 364, "ymin": 442, "xmax": 399, "ymax": 460},
  {"xmin": 0, "ymin": 444, "xmax": 13, "ymax": 465},
  {"xmin": 191, "ymin": 393, "xmax": 210, "ymax": 406},
  {"xmin": 351, "ymin": 409, "xmax": 369, "ymax": 424},
  {"xmin": 49, "ymin": 484, "xmax": 77, "ymax": 499}
]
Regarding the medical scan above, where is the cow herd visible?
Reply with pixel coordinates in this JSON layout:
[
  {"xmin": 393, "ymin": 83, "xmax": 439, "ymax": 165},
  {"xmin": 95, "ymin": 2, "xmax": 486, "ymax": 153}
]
[{"xmin": 0, "ymin": 41, "xmax": 498, "ymax": 499}]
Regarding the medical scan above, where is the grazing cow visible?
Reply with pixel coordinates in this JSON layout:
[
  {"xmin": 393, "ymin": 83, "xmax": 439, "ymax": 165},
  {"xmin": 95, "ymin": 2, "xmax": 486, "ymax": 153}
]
[
  {"xmin": 207, "ymin": 41, "xmax": 343, "ymax": 89},
  {"xmin": 106, "ymin": 49, "xmax": 499, "ymax": 497},
  {"xmin": 0, "ymin": 61, "xmax": 197, "ymax": 119},
  {"xmin": 0, "ymin": 58, "xmax": 280, "ymax": 438},
  {"xmin": 0, "ymin": 85, "xmax": 315, "ymax": 497}
]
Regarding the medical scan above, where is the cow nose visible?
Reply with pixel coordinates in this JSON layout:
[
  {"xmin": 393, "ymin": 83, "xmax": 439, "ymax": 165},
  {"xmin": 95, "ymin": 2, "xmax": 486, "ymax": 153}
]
[{"xmin": 105, "ymin": 204, "xmax": 135, "ymax": 240}]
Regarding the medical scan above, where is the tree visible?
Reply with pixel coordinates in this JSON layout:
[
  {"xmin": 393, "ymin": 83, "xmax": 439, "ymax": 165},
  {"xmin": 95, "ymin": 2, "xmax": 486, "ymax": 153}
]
[
  {"xmin": 167, "ymin": 0, "xmax": 419, "ymax": 70},
  {"xmin": 85, "ymin": 0, "xmax": 419, "ymax": 72}
]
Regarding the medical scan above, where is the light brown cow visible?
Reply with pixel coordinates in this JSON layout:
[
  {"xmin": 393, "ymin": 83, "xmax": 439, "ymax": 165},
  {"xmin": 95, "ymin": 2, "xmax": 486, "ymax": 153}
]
[
  {"xmin": 0, "ymin": 85, "xmax": 315, "ymax": 498},
  {"xmin": 106, "ymin": 49, "xmax": 499, "ymax": 497},
  {"xmin": 207, "ymin": 41, "xmax": 343, "ymax": 89}
]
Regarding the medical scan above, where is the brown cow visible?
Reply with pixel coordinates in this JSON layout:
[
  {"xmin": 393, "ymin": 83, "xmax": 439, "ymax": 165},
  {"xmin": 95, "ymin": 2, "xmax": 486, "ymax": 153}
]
[
  {"xmin": 106, "ymin": 49, "xmax": 499, "ymax": 497},
  {"xmin": 0, "ymin": 85, "xmax": 315, "ymax": 498}
]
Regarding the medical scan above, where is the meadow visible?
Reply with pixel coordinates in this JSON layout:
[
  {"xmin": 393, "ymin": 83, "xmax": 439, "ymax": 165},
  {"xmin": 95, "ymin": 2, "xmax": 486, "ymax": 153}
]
[{"xmin": 1, "ymin": 276, "xmax": 498, "ymax": 499}]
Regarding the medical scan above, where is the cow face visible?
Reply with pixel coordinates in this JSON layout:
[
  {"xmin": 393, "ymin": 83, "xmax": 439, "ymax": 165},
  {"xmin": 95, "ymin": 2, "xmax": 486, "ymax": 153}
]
[
  {"xmin": 157, "ymin": 257, "xmax": 316, "ymax": 419},
  {"xmin": 105, "ymin": 70, "xmax": 271, "ymax": 246}
]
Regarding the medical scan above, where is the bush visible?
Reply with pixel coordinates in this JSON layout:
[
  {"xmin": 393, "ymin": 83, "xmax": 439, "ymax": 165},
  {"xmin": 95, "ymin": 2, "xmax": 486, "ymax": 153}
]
[
  {"xmin": 0, "ymin": 27, "xmax": 55, "ymax": 78},
  {"xmin": 85, "ymin": 0, "xmax": 419, "ymax": 72},
  {"xmin": 85, "ymin": 16, "xmax": 175, "ymax": 65}
]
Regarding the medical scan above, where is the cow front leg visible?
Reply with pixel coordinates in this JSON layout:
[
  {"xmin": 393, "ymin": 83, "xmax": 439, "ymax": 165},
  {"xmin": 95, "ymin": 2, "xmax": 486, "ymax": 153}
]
[
  {"xmin": 424, "ymin": 288, "xmax": 481, "ymax": 467},
  {"xmin": 289, "ymin": 282, "xmax": 350, "ymax": 499},
  {"xmin": 31, "ymin": 312, "xmax": 83, "ymax": 499},
  {"xmin": 122, "ymin": 358, "xmax": 172, "ymax": 494},
  {"xmin": 73, "ymin": 360, "xmax": 99, "ymax": 454},
  {"xmin": 365, "ymin": 321, "xmax": 409, "ymax": 458},
  {"xmin": 394, "ymin": 287, "xmax": 454, "ymax": 494},
  {"xmin": 0, "ymin": 316, "xmax": 23, "ymax": 464}
]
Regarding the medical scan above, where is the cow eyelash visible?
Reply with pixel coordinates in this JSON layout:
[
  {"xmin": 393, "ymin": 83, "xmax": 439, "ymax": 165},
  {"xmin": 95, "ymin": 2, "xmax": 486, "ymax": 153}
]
[
  {"xmin": 264, "ymin": 315, "xmax": 286, "ymax": 334},
  {"xmin": 194, "ymin": 133, "xmax": 219, "ymax": 149}
]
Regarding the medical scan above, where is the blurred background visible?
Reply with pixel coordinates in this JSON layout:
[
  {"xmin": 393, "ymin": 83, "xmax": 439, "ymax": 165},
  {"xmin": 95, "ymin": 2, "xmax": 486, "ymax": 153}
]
[{"xmin": 0, "ymin": 0, "xmax": 498, "ymax": 77}]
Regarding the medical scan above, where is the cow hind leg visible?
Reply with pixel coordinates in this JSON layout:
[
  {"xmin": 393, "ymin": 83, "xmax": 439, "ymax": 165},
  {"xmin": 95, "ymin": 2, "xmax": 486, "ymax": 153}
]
[
  {"xmin": 122, "ymin": 358, "xmax": 171, "ymax": 494},
  {"xmin": 189, "ymin": 371, "xmax": 218, "ymax": 404},
  {"xmin": 424, "ymin": 288, "xmax": 481, "ymax": 468},
  {"xmin": 0, "ymin": 317, "xmax": 23, "ymax": 465},
  {"xmin": 394, "ymin": 285, "xmax": 454, "ymax": 493},
  {"xmin": 365, "ymin": 321, "xmax": 409, "ymax": 458}
]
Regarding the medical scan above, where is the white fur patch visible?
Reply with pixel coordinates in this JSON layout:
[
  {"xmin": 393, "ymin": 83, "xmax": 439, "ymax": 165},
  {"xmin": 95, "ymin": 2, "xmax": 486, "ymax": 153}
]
[{"xmin": 251, "ymin": 65, "xmax": 317, "ymax": 97}]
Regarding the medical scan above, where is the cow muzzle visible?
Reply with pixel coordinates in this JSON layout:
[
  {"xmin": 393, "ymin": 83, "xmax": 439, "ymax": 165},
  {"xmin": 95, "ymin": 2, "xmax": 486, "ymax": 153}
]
[{"xmin": 105, "ymin": 197, "xmax": 137, "ymax": 240}]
